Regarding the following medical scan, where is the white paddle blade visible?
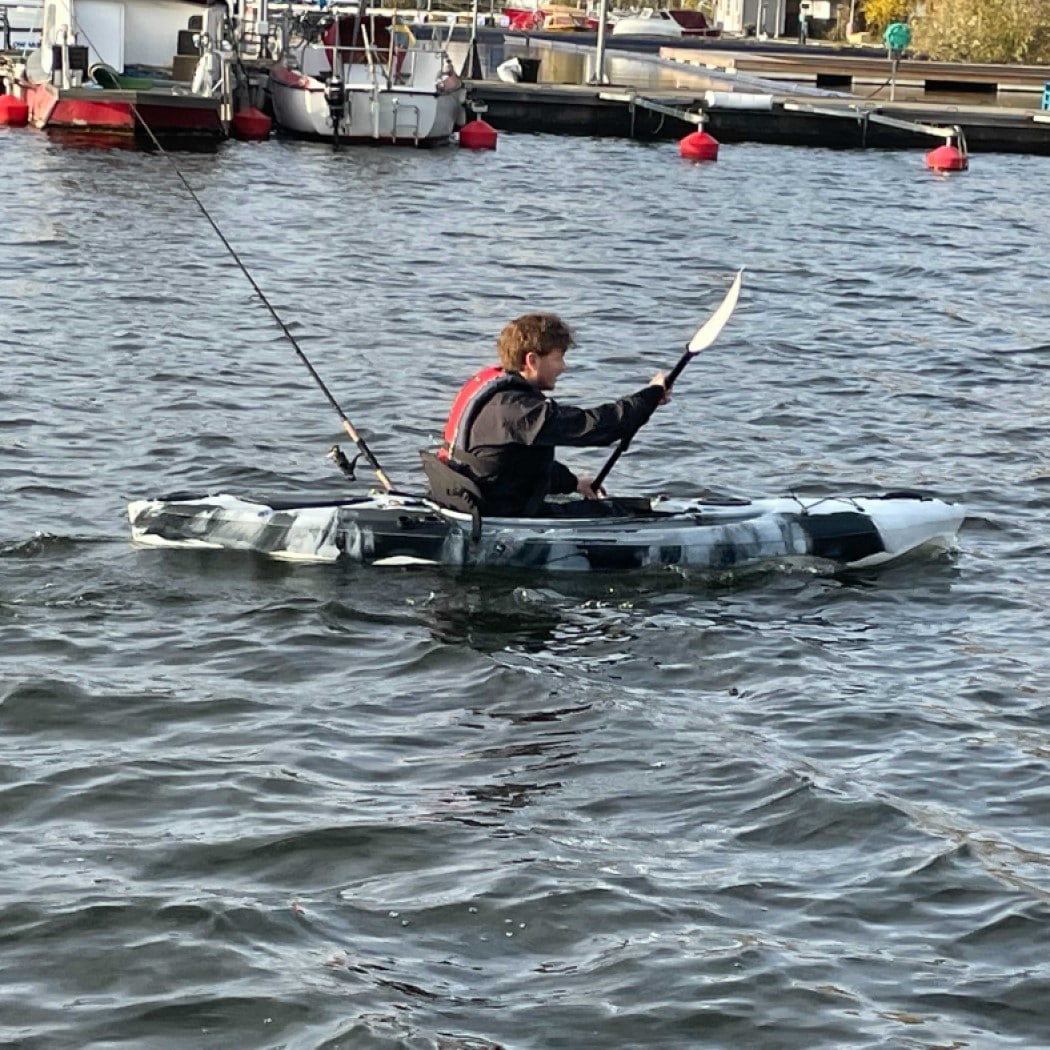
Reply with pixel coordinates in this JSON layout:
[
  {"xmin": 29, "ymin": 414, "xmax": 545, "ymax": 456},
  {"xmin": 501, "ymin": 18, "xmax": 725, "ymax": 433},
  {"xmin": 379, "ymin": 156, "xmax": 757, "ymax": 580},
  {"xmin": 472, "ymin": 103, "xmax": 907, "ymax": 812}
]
[{"xmin": 687, "ymin": 268, "xmax": 744, "ymax": 353}]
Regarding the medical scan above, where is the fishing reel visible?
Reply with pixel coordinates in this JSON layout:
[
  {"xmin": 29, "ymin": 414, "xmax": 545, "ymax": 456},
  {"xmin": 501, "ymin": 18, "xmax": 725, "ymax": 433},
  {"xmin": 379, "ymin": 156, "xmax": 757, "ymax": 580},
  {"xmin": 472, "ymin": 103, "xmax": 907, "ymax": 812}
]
[{"xmin": 328, "ymin": 444, "xmax": 360, "ymax": 483}]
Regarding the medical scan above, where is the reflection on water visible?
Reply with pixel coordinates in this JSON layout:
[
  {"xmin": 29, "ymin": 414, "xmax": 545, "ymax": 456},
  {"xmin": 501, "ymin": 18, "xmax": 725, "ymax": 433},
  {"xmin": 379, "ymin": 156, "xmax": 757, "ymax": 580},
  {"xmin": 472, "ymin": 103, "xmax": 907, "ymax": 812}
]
[
  {"xmin": 43, "ymin": 129, "xmax": 224, "ymax": 153},
  {"xmin": 418, "ymin": 577, "xmax": 655, "ymax": 672}
]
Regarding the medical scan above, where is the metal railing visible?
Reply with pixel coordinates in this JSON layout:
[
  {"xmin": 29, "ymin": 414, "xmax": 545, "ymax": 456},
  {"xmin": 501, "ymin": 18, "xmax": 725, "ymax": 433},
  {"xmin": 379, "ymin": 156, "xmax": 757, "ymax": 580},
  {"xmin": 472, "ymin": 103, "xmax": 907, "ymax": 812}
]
[{"xmin": 1, "ymin": 2, "xmax": 43, "ymax": 51}]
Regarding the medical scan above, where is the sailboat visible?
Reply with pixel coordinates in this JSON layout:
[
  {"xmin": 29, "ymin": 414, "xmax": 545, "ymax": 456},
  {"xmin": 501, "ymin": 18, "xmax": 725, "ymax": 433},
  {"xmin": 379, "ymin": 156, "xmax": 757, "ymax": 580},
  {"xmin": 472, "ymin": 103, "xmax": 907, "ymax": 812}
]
[{"xmin": 268, "ymin": 4, "xmax": 466, "ymax": 146}]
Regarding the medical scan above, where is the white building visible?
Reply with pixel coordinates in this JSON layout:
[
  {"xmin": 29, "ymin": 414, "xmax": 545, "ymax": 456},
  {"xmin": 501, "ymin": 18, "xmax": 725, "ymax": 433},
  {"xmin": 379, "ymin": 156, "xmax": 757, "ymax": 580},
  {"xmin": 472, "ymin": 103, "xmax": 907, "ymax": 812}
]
[{"xmin": 713, "ymin": 0, "xmax": 835, "ymax": 38}]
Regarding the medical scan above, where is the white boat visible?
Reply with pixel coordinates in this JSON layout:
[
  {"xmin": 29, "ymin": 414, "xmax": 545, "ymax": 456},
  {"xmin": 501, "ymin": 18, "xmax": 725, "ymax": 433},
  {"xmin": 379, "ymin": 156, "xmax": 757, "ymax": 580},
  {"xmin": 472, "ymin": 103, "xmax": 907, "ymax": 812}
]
[
  {"xmin": 269, "ymin": 6, "xmax": 466, "ymax": 145},
  {"xmin": 127, "ymin": 489, "xmax": 965, "ymax": 573},
  {"xmin": 610, "ymin": 8, "xmax": 684, "ymax": 38},
  {"xmin": 4, "ymin": 0, "xmax": 234, "ymax": 143}
]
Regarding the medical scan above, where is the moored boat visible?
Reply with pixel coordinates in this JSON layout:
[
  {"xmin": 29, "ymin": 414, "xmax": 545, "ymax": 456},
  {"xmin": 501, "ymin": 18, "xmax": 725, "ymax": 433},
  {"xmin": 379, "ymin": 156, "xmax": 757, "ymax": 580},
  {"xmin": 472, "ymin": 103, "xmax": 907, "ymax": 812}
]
[
  {"xmin": 502, "ymin": 3, "xmax": 588, "ymax": 31},
  {"xmin": 268, "ymin": 5, "xmax": 465, "ymax": 146},
  {"xmin": 667, "ymin": 8, "xmax": 721, "ymax": 36},
  {"xmin": 580, "ymin": 6, "xmax": 722, "ymax": 34},
  {"xmin": 126, "ymin": 489, "xmax": 964, "ymax": 573},
  {"xmin": 2, "ymin": 0, "xmax": 236, "ymax": 145},
  {"xmin": 610, "ymin": 9, "xmax": 684, "ymax": 38}
]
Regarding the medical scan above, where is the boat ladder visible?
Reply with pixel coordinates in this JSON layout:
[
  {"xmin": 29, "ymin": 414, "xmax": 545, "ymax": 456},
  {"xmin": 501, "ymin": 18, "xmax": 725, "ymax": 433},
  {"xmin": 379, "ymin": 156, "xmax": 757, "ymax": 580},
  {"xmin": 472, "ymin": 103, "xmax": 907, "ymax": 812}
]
[{"xmin": 389, "ymin": 96, "xmax": 422, "ymax": 144}]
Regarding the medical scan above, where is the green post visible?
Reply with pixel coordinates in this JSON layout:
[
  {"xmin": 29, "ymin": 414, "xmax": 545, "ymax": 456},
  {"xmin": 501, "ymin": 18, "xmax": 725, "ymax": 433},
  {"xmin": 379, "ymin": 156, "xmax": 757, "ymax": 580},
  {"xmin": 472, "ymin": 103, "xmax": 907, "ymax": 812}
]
[{"xmin": 883, "ymin": 23, "xmax": 911, "ymax": 101}]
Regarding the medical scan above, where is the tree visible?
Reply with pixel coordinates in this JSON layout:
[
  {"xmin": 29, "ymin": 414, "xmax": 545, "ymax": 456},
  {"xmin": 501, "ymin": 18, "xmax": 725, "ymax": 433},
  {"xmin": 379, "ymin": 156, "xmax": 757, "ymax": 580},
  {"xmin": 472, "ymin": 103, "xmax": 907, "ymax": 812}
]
[
  {"xmin": 860, "ymin": 0, "xmax": 1050, "ymax": 62},
  {"xmin": 913, "ymin": 0, "xmax": 1050, "ymax": 63},
  {"xmin": 860, "ymin": 0, "xmax": 917, "ymax": 33}
]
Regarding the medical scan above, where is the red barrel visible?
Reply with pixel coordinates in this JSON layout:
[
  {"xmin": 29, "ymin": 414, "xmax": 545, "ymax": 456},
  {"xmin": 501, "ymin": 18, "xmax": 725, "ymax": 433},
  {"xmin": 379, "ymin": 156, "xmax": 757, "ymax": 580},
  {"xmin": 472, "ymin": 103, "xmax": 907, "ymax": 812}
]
[
  {"xmin": 679, "ymin": 129, "xmax": 719, "ymax": 162},
  {"xmin": 459, "ymin": 119, "xmax": 498, "ymax": 150},
  {"xmin": 926, "ymin": 143, "xmax": 968, "ymax": 172},
  {"xmin": 0, "ymin": 94, "xmax": 30, "ymax": 128},
  {"xmin": 232, "ymin": 107, "xmax": 272, "ymax": 142}
]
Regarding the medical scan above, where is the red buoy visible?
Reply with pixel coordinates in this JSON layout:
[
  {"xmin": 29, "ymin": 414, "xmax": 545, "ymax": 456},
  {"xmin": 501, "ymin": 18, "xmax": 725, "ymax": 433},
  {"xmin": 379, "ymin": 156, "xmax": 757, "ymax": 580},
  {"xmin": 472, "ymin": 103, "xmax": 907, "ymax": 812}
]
[
  {"xmin": 232, "ymin": 107, "xmax": 272, "ymax": 142},
  {"xmin": 0, "ymin": 94, "xmax": 30, "ymax": 128},
  {"xmin": 458, "ymin": 118, "xmax": 497, "ymax": 151},
  {"xmin": 679, "ymin": 129, "xmax": 719, "ymax": 162},
  {"xmin": 926, "ymin": 143, "xmax": 968, "ymax": 173}
]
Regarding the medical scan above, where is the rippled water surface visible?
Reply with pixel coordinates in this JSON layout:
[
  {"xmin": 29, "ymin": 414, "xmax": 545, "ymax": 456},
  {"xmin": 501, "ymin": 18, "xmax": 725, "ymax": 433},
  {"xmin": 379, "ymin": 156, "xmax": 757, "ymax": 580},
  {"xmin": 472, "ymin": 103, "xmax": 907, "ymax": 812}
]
[{"xmin": 1, "ymin": 125, "xmax": 1048, "ymax": 1049}]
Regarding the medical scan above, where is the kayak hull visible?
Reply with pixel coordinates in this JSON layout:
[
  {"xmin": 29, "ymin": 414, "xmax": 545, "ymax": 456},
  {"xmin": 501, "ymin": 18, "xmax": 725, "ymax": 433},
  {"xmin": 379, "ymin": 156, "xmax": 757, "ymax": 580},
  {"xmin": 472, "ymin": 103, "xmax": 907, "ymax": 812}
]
[{"xmin": 126, "ymin": 492, "xmax": 965, "ymax": 573}]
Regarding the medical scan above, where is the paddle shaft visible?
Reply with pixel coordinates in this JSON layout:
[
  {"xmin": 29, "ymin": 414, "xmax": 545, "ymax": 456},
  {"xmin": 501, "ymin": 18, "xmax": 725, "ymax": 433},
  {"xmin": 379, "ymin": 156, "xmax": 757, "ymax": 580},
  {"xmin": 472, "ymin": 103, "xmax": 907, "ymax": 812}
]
[
  {"xmin": 591, "ymin": 269, "xmax": 743, "ymax": 493},
  {"xmin": 591, "ymin": 345, "xmax": 693, "ymax": 492}
]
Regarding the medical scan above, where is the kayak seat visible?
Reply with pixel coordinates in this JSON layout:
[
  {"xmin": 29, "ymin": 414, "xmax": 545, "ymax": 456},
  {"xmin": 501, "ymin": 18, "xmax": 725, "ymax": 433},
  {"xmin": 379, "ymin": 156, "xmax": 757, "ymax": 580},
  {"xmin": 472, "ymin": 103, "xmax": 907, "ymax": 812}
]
[
  {"xmin": 420, "ymin": 451, "xmax": 483, "ymax": 513},
  {"xmin": 420, "ymin": 451, "xmax": 483, "ymax": 539},
  {"xmin": 420, "ymin": 452, "xmax": 677, "ymax": 526}
]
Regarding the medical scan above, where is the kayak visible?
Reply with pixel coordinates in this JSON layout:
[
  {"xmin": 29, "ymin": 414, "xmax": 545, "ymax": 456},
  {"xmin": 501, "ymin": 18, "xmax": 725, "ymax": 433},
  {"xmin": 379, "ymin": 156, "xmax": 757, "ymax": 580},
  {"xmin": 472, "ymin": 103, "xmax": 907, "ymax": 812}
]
[{"xmin": 126, "ymin": 490, "xmax": 964, "ymax": 573}]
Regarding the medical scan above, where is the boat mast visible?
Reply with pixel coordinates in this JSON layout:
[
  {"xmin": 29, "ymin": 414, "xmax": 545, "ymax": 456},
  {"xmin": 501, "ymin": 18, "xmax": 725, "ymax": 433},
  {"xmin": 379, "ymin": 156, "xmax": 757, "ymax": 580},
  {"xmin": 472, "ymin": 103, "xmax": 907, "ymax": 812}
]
[{"xmin": 592, "ymin": 0, "xmax": 609, "ymax": 84}]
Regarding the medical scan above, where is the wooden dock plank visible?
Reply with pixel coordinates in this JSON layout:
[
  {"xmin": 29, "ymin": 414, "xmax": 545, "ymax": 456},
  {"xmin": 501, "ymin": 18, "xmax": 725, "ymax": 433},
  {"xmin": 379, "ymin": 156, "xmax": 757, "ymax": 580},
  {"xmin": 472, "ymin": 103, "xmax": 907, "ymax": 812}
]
[{"xmin": 660, "ymin": 46, "xmax": 1050, "ymax": 94}]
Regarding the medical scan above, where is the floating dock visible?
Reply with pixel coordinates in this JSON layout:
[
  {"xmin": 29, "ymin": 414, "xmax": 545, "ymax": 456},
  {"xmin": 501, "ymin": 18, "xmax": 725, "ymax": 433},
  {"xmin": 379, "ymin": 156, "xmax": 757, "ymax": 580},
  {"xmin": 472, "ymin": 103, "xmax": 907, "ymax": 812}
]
[
  {"xmin": 466, "ymin": 81, "xmax": 1050, "ymax": 155},
  {"xmin": 455, "ymin": 27, "xmax": 1050, "ymax": 155}
]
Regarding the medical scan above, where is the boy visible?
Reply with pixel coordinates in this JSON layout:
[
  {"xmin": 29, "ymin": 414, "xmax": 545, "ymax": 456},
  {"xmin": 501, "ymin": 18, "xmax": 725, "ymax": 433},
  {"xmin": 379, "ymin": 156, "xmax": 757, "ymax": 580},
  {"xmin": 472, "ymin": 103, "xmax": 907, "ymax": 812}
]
[{"xmin": 430, "ymin": 313, "xmax": 669, "ymax": 517}]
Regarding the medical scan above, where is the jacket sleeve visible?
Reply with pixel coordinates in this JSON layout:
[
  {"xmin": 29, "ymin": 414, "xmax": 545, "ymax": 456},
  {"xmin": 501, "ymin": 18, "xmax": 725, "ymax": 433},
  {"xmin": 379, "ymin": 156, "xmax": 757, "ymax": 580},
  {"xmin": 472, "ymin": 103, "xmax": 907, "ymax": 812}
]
[
  {"xmin": 550, "ymin": 461, "xmax": 578, "ymax": 495},
  {"xmin": 501, "ymin": 384, "xmax": 664, "ymax": 448}
]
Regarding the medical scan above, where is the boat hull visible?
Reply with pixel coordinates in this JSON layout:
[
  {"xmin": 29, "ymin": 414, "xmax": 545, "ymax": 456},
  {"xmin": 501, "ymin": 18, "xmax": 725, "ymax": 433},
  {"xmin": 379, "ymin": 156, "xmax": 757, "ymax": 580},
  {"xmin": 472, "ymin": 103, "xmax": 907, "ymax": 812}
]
[
  {"xmin": 270, "ymin": 72, "xmax": 462, "ymax": 144},
  {"xmin": 13, "ymin": 0, "xmax": 232, "ymax": 145},
  {"xmin": 127, "ymin": 492, "xmax": 965, "ymax": 573},
  {"xmin": 610, "ymin": 15, "xmax": 684, "ymax": 38},
  {"xmin": 23, "ymin": 80, "xmax": 224, "ymax": 141}
]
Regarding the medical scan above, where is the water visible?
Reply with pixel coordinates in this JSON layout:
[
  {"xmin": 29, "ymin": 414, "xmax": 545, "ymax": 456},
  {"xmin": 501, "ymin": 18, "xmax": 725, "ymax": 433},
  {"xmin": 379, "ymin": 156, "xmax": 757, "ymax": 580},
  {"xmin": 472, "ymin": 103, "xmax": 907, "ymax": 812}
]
[{"xmin": 1, "ymin": 125, "xmax": 1048, "ymax": 1049}]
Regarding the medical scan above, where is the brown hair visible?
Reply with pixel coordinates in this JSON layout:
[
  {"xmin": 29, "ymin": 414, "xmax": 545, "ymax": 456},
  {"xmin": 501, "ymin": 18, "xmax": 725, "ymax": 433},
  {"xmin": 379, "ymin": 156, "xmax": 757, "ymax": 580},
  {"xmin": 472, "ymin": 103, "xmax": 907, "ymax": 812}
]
[{"xmin": 497, "ymin": 313, "xmax": 575, "ymax": 373}]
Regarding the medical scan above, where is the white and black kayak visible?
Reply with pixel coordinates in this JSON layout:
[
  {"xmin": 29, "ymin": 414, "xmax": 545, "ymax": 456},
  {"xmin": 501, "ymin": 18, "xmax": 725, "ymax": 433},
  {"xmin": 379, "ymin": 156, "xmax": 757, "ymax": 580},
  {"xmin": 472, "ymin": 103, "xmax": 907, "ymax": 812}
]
[{"xmin": 126, "ymin": 490, "xmax": 964, "ymax": 573}]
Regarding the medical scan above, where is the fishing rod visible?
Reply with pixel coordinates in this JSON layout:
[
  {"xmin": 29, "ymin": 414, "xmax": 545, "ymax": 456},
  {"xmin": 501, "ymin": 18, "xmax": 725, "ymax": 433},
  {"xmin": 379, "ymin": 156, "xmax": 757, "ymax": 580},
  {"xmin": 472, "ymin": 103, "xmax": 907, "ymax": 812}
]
[{"xmin": 131, "ymin": 103, "xmax": 395, "ymax": 492}]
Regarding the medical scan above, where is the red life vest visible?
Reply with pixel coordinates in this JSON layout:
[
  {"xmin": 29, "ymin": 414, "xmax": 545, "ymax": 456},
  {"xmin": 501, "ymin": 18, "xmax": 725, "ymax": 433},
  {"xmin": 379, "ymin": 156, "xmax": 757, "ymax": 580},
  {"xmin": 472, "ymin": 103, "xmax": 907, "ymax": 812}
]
[{"xmin": 439, "ymin": 366, "xmax": 524, "ymax": 463}]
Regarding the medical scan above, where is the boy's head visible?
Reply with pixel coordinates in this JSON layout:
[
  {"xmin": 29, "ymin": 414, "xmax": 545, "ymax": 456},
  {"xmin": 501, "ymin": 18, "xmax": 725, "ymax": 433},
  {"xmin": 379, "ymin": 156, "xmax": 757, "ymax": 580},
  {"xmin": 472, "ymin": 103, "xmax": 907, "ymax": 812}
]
[{"xmin": 497, "ymin": 313, "xmax": 575, "ymax": 373}]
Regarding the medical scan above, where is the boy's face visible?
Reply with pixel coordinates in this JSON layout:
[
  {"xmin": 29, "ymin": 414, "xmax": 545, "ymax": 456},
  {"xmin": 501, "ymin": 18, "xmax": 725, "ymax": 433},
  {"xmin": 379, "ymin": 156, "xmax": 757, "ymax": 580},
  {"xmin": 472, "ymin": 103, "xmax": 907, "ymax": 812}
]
[{"xmin": 522, "ymin": 347, "xmax": 567, "ymax": 391}]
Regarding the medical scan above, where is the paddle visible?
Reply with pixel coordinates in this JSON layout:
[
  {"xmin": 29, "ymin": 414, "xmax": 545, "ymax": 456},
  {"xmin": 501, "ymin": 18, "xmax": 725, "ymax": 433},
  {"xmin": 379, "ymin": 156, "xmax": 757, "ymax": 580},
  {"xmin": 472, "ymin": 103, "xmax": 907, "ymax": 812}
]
[{"xmin": 592, "ymin": 268, "xmax": 744, "ymax": 492}]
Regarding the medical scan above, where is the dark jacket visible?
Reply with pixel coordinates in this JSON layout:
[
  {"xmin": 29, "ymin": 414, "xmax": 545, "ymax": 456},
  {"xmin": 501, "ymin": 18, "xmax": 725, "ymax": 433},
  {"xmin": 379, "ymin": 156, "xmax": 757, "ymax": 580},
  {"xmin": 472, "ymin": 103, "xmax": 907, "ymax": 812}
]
[{"xmin": 453, "ymin": 372, "xmax": 663, "ymax": 516}]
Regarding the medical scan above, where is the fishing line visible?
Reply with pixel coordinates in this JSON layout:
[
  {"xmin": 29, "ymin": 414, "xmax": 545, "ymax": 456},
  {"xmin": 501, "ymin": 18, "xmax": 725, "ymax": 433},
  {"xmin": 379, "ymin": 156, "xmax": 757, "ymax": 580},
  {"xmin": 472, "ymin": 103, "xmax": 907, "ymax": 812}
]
[
  {"xmin": 138, "ymin": 112, "xmax": 395, "ymax": 490},
  {"xmin": 70, "ymin": 7, "xmax": 395, "ymax": 491}
]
